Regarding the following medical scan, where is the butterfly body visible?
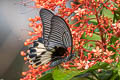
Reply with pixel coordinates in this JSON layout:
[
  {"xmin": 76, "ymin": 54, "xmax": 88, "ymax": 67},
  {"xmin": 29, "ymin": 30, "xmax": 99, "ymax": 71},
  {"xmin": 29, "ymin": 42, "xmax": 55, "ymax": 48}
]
[{"xmin": 27, "ymin": 8, "xmax": 73, "ymax": 68}]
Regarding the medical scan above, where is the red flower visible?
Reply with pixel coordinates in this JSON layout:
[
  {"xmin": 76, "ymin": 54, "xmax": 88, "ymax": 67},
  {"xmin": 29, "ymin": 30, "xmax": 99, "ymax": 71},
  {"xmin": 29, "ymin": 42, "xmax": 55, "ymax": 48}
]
[{"xmin": 92, "ymin": 46, "xmax": 102, "ymax": 57}]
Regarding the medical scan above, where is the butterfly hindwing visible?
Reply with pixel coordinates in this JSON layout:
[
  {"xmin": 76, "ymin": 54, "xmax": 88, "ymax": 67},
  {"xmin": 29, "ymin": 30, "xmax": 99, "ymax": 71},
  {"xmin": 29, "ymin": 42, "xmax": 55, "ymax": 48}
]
[
  {"xmin": 48, "ymin": 16, "xmax": 73, "ymax": 66},
  {"xmin": 49, "ymin": 16, "xmax": 72, "ymax": 48}
]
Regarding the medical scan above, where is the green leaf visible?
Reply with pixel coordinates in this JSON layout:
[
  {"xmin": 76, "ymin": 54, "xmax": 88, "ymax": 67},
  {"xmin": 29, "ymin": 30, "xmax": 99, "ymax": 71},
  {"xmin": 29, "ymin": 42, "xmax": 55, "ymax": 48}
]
[
  {"xmin": 109, "ymin": 74, "xmax": 118, "ymax": 80},
  {"xmin": 114, "ymin": 8, "xmax": 120, "ymax": 21},
  {"xmin": 94, "ymin": 28, "xmax": 99, "ymax": 32},
  {"xmin": 52, "ymin": 68, "xmax": 82, "ymax": 80},
  {"xmin": 88, "ymin": 21, "xmax": 98, "ymax": 25},
  {"xmin": 37, "ymin": 73, "xmax": 53, "ymax": 80},
  {"xmin": 102, "ymin": 8, "xmax": 114, "ymax": 19},
  {"xmin": 108, "ymin": 47, "xmax": 116, "ymax": 52},
  {"xmin": 110, "ymin": 36, "xmax": 119, "ymax": 44},
  {"xmin": 83, "ymin": 41, "xmax": 96, "ymax": 50},
  {"xmin": 71, "ymin": 77, "xmax": 89, "ymax": 80},
  {"xmin": 88, "ymin": 15, "xmax": 97, "ymax": 22},
  {"xmin": 97, "ymin": 70, "xmax": 113, "ymax": 80},
  {"xmin": 117, "ymin": 62, "xmax": 120, "ymax": 76},
  {"xmin": 81, "ymin": 33, "xmax": 101, "ymax": 40},
  {"xmin": 52, "ymin": 62, "xmax": 108, "ymax": 80},
  {"xmin": 87, "ymin": 62, "xmax": 108, "ymax": 71}
]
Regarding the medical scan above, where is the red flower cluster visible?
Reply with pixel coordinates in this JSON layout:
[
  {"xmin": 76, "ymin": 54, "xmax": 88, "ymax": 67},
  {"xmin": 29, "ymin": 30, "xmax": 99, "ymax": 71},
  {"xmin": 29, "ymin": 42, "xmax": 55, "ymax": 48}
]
[
  {"xmin": 24, "ymin": 16, "xmax": 42, "ymax": 46},
  {"xmin": 20, "ymin": 0, "xmax": 120, "ymax": 80},
  {"xmin": 20, "ymin": 64, "xmax": 51, "ymax": 80}
]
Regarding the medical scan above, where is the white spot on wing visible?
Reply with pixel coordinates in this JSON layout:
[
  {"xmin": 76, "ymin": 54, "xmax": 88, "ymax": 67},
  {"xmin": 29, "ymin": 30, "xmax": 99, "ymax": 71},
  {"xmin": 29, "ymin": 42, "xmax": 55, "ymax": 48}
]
[
  {"xmin": 41, "ymin": 58, "xmax": 51, "ymax": 65},
  {"xmin": 28, "ymin": 42, "xmax": 55, "ymax": 67},
  {"xmin": 37, "ymin": 43, "xmax": 45, "ymax": 48}
]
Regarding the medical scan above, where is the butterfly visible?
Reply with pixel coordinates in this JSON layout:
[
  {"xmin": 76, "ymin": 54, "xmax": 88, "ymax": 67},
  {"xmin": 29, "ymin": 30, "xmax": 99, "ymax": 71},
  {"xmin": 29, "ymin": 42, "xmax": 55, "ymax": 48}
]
[{"xmin": 27, "ymin": 8, "xmax": 73, "ymax": 68}]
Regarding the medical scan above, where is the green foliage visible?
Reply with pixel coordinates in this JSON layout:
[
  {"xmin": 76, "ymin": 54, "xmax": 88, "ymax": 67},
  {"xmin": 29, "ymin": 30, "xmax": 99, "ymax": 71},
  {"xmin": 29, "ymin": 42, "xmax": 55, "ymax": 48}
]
[
  {"xmin": 52, "ymin": 68, "xmax": 81, "ymax": 80},
  {"xmin": 117, "ymin": 62, "xmax": 120, "ymax": 77},
  {"xmin": 114, "ymin": 7, "xmax": 120, "ymax": 22},
  {"xmin": 81, "ymin": 33, "xmax": 101, "ymax": 50},
  {"xmin": 37, "ymin": 73, "xmax": 53, "ymax": 80},
  {"xmin": 102, "ymin": 8, "xmax": 114, "ymax": 19},
  {"xmin": 81, "ymin": 33, "xmax": 101, "ymax": 40},
  {"xmin": 37, "ymin": 62, "xmax": 109, "ymax": 80},
  {"xmin": 109, "ymin": 36, "xmax": 119, "ymax": 45}
]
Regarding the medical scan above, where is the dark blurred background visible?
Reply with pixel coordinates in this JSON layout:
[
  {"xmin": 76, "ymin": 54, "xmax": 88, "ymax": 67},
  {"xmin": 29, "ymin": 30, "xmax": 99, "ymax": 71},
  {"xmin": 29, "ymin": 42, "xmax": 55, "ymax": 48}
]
[{"xmin": 0, "ymin": 0, "xmax": 39, "ymax": 80}]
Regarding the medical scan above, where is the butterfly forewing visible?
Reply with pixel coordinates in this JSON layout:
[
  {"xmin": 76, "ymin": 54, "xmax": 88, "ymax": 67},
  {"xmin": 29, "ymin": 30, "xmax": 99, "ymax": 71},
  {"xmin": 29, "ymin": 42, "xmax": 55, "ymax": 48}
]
[{"xmin": 40, "ymin": 8, "xmax": 54, "ymax": 47}]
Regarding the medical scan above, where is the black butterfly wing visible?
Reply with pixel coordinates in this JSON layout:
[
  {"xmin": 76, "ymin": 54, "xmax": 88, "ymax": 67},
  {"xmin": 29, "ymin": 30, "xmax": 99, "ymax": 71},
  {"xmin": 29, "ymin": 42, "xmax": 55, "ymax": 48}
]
[
  {"xmin": 40, "ymin": 8, "xmax": 54, "ymax": 47},
  {"xmin": 48, "ymin": 16, "xmax": 73, "ymax": 67},
  {"xmin": 48, "ymin": 16, "xmax": 73, "ymax": 49}
]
